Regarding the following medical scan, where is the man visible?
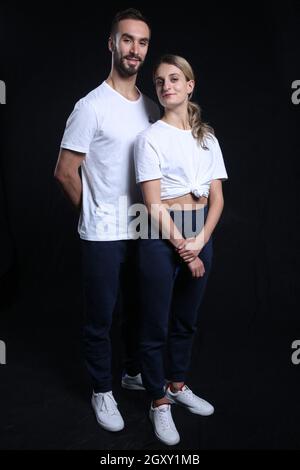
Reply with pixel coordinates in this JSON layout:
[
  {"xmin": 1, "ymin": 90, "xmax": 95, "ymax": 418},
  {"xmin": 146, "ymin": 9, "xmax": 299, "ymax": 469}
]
[{"xmin": 54, "ymin": 8, "xmax": 160, "ymax": 432}]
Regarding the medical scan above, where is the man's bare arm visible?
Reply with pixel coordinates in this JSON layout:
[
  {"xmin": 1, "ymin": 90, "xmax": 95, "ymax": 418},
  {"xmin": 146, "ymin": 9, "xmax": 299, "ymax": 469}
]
[{"xmin": 54, "ymin": 148, "xmax": 85, "ymax": 211}]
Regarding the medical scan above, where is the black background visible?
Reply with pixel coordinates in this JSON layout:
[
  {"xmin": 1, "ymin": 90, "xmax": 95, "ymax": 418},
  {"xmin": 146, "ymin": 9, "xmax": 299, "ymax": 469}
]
[{"xmin": 0, "ymin": 1, "xmax": 299, "ymax": 450}]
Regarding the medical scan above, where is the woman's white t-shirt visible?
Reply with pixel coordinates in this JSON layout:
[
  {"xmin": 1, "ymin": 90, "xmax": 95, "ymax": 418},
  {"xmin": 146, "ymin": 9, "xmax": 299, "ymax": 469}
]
[{"xmin": 134, "ymin": 120, "xmax": 228, "ymax": 200}]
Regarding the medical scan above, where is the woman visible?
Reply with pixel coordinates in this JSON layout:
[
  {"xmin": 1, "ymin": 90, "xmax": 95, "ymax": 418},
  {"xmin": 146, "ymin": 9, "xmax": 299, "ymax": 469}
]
[{"xmin": 134, "ymin": 54, "xmax": 228, "ymax": 445}]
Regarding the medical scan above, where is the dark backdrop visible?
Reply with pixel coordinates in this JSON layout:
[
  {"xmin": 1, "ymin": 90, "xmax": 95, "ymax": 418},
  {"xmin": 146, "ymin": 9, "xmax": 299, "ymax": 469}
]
[{"xmin": 0, "ymin": 1, "xmax": 299, "ymax": 450}]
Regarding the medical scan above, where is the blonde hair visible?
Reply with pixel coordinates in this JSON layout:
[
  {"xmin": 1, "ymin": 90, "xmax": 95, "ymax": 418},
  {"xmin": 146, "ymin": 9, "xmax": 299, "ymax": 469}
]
[{"xmin": 153, "ymin": 54, "xmax": 214, "ymax": 148}]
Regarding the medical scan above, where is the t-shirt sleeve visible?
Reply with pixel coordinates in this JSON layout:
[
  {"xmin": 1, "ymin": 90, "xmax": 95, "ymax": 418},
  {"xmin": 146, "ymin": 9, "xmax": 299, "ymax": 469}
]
[
  {"xmin": 134, "ymin": 133, "xmax": 162, "ymax": 183},
  {"xmin": 60, "ymin": 99, "xmax": 98, "ymax": 153},
  {"xmin": 211, "ymin": 137, "xmax": 228, "ymax": 181}
]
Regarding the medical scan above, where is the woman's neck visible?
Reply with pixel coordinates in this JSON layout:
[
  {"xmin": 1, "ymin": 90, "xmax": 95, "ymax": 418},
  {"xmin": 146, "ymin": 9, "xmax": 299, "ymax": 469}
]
[{"xmin": 161, "ymin": 109, "xmax": 190, "ymax": 130}]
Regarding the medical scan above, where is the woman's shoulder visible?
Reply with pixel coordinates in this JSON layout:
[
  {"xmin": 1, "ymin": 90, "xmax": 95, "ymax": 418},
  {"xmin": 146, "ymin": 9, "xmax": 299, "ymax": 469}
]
[
  {"xmin": 136, "ymin": 120, "xmax": 166, "ymax": 144},
  {"xmin": 202, "ymin": 132, "xmax": 220, "ymax": 149}
]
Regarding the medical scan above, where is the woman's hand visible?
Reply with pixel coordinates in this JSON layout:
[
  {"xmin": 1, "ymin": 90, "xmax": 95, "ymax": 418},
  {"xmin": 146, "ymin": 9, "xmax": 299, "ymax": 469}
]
[
  {"xmin": 177, "ymin": 238, "xmax": 202, "ymax": 263},
  {"xmin": 187, "ymin": 257, "xmax": 205, "ymax": 278},
  {"xmin": 174, "ymin": 239, "xmax": 187, "ymax": 249}
]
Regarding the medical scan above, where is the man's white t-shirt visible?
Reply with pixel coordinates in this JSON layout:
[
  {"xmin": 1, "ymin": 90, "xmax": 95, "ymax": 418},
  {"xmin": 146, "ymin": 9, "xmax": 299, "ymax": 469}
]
[
  {"xmin": 61, "ymin": 81, "xmax": 160, "ymax": 241},
  {"xmin": 134, "ymin": 120, "xmax": 228, "ymax": 199}
]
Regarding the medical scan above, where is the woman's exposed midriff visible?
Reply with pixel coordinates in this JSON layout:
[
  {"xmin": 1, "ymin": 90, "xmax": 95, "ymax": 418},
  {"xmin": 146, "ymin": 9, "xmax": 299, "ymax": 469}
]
[{"xmin": 162, "ymin": 192, "xmax": 208, "ymax": 210}]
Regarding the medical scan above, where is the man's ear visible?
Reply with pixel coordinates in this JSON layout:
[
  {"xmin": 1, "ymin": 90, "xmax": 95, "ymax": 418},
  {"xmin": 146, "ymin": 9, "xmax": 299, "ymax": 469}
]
[{"xmin": 108, "ymin": 36, "xmax": 115, "ymax": 52}]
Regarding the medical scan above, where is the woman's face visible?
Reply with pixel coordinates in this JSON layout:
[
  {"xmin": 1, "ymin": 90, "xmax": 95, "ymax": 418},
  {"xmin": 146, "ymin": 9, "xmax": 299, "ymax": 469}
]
[{"xmin": 154, "ymin": 63, "xmax": 194, "ymax": 109}]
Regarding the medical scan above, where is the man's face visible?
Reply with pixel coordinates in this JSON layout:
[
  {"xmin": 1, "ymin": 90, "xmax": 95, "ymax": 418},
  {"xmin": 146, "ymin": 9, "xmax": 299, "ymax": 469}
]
[{"xmin": 110, "ymin": 19, "xmax": 150, "ymax": 77}]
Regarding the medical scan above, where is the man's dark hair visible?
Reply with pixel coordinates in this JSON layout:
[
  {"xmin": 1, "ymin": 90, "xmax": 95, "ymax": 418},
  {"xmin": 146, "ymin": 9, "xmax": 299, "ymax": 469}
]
[{"xmin": 110, "ymin": 8, "xmax": 151, "ymax": 38}]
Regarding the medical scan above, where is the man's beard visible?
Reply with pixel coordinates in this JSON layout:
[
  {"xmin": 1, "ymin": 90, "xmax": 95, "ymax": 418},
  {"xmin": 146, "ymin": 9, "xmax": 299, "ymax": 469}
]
[{"xmin": 114, "ymin": 53, "xmax": 144, "ymax": 77}]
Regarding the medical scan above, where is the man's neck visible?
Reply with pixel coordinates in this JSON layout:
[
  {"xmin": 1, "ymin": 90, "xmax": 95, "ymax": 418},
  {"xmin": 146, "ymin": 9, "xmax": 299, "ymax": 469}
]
[{"xmin": 106, "ymin": 71, "xmax": 140, "ymax": 101}]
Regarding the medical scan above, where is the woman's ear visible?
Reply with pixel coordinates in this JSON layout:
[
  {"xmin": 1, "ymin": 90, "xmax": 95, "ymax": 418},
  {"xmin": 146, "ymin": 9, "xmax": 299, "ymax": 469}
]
[{"xmin": 187, "ymin": 80, "xmax": 195, "ymax": 95}]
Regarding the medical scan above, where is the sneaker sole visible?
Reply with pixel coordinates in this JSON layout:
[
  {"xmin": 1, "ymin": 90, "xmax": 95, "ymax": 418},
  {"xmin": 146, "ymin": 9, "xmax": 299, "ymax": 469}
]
[
  {"xmin": 149, "ymin": 410, "xmax": 180, "ymax": 446},
  {"xmin": 185, "ymin": 406, "xmax": 214, "ymax": 416}
]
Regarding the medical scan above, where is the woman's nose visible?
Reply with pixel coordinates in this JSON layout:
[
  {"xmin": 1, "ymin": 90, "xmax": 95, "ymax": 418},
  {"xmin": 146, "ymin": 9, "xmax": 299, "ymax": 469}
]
[{"xmin": 163, "ymin": 81, "xmax": 170, "ymax": 91}]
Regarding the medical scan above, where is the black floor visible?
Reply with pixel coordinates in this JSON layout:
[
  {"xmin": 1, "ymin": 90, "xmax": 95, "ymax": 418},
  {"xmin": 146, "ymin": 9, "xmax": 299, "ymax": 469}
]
[{"xmin": 1, "ymin": 271, "xmax": 299, "ymax": 451}]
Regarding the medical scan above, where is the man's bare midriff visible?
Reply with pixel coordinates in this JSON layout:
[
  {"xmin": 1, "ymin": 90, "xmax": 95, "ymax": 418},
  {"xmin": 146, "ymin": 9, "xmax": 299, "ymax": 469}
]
[{"xmin": 162, "ymin": 192, "xmax": 208, "ymax": 210}]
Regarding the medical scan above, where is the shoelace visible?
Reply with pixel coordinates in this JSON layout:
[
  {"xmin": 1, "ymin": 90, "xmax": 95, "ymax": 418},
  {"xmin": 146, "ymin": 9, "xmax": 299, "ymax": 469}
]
[
  {"xmin": 180, "ymin": 385, "xmax": 194, "ymax": 400},
  {"xmin": 157, "ymin": 406, "xmax": 172, "ymax": 431},
  {"xmin": 99, "ymin": 393, "xmax": 118, "ymax": 416},
  {"xmin": 179, "ymin": 386, "xmax": 208, "ymax": 406},
  {"xmin": 170, "ymin": 385, "xmax": 196, "ymax": 403}
]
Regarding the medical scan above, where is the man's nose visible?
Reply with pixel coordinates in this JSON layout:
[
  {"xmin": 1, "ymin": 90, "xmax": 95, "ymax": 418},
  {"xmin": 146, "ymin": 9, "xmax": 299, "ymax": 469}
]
[{"xmin": 130, "ymin": 41, "xmax": 139, "ymax": 55}]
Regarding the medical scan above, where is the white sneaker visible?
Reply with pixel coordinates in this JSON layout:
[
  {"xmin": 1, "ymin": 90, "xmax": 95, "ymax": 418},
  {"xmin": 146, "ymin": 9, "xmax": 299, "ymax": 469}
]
[
  {"xmin": 166, "ymin": 385, "xmax": 214, "ymax": 416},
  {"xmin": 91, "ymin": 391, "xmax": 124, "ymax": 432},
  {"xmin": 121, "ymin": 373, "xmax": 145, "ymax": 390},
  {"xmin": 149, "ymin": 403, "xmax": 180, "ymax": 446}
]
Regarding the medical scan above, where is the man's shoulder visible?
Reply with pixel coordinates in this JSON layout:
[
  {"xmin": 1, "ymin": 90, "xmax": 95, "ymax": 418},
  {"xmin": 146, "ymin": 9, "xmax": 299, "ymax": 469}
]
[
  {"xmin": 141, "ymin": 93, "xmax": 159, "ymax": 108},
  {"xmin": 81, "ymin": 82, "xmax": 107, "ymax": 106},
  {"xmin": 140, "ymin": 93, "xmax": 160, "ymax": 120},
  {"xmin": 70, "ymin": 82, "xmax": 109, "ymax": 121},
  {"xmin": 141, "ymin": 92, "xmax": 156, "ymax": 106}
]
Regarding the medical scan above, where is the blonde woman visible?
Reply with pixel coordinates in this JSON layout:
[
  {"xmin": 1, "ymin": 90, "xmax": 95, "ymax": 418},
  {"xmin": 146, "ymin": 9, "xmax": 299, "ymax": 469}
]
[{"xmin": 134, "ymin": 54, "xmax": 228, "ymax": 445}]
